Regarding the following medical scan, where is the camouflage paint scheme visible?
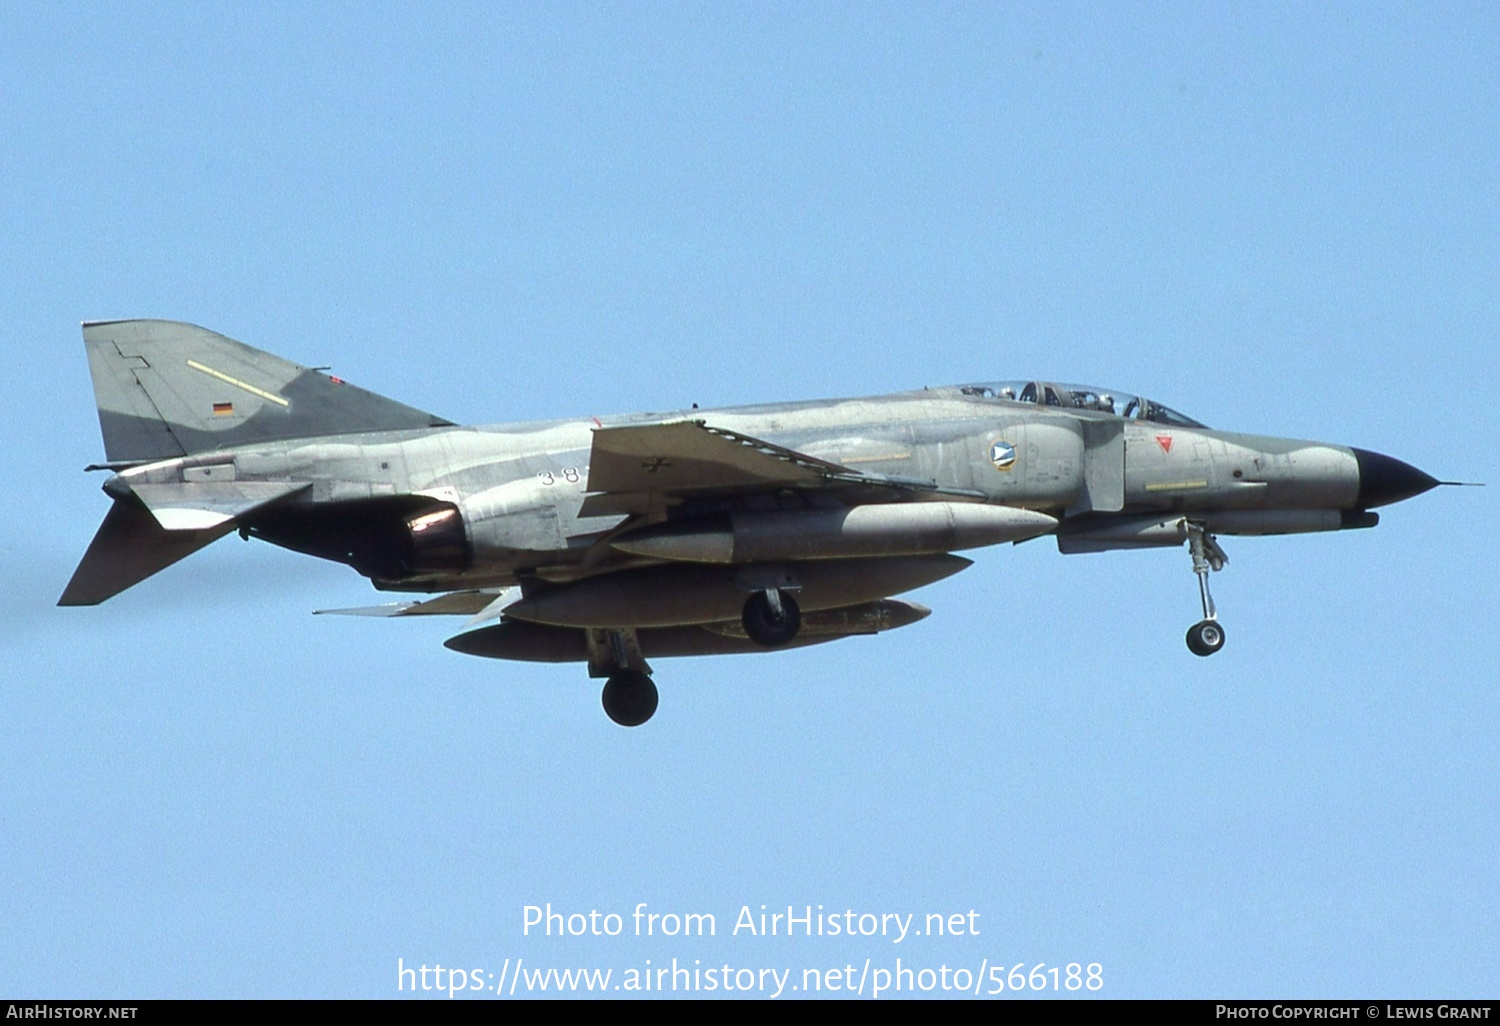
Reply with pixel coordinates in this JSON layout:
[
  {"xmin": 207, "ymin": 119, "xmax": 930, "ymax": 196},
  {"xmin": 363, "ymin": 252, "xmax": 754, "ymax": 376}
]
[{"xmin": 62, "ymin": 321, "xmax": 1442, "ymax": 724}]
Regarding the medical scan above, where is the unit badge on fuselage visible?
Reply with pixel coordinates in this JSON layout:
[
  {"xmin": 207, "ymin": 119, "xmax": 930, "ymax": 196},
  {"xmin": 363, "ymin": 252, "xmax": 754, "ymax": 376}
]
[{"xmin": 989, "ymin": 440, "xmax": 1017, "ymax": 471}]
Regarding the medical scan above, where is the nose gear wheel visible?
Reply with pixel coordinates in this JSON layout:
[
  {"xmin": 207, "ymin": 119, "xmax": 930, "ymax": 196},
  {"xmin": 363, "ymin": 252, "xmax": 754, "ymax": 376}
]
[{"xmin": 1187, "ymin": 619, "xmax": 1226, "ymax": 656}]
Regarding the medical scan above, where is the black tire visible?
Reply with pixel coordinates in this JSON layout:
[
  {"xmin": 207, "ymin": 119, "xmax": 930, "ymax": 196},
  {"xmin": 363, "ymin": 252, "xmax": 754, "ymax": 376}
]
[
  {"xmin": 1186, "ymin": 619, "xmax": 1226, "ymax": 657},
  {"xmin": 741, "ymin": 591, "xmax": 801, "ymax": 647},
  {"xmin": 601, "ymin": 671, "xmax": 659, "ymax": 726}
]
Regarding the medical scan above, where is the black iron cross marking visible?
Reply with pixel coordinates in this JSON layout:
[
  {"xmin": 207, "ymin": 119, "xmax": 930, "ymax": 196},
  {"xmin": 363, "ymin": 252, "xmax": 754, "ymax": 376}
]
[{"xmin": 641, "ymin": 457, "xmax": 672, "ymax": 473}]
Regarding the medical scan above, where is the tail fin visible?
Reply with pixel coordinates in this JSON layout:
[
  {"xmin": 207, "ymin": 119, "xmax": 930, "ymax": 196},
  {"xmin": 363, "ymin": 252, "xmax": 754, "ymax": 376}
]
[{"xmin": 83, "ymin": 319, "xmax": 454, "ymax": 462}]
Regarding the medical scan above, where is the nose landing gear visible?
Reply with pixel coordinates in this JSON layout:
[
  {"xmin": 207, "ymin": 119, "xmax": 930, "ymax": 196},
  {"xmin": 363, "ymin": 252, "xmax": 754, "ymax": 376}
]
[{"xmin": 1185, "ymin": 522, "xmax": 1227, "ymax": 657}]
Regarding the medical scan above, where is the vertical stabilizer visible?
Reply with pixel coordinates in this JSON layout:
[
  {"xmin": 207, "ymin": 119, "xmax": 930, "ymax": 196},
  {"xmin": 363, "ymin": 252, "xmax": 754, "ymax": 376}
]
[{"xmin": 82, "ymin": 319, "xmax": 453, "ymax": 462}]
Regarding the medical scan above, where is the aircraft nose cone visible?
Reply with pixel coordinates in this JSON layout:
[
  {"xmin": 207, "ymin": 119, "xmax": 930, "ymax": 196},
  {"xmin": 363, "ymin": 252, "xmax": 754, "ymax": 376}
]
[{"xmin": 1351, "ymin": 448, "xmax": 1439, "ymax": 508}]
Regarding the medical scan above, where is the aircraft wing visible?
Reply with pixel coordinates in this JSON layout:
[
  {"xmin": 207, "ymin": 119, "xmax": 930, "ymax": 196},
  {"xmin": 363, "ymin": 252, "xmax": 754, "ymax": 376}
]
[
  {"xmin": 588, "ymin": 420, "xmax": 843, "ymax": 490},
  {"xmin": 314, "ymin": 587, "xmax": 518, "ymax": 620},
  {"xmin": 581, "ymin": 420, "xmax": 982, "ymax": 516}
]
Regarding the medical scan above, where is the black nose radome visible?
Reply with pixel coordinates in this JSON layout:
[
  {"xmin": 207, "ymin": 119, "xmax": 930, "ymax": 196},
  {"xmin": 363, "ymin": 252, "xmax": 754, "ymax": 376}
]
[{"xmin": 1352, "ymin": 448, "xmax": 1439, "ymax": 509}]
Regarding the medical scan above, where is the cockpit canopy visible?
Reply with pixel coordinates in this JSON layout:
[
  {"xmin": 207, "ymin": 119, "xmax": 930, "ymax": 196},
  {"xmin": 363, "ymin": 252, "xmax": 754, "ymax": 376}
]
[{"xmin": 956, "ymin": 381, "xmax": 1208, "ymax": 429}]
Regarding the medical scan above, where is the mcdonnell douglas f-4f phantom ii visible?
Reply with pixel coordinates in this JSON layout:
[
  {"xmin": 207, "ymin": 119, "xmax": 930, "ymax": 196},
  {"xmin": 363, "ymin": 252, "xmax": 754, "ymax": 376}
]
[{"xmin": 62, "ymin": 320, "xmax": 1452, "ymax": 725}]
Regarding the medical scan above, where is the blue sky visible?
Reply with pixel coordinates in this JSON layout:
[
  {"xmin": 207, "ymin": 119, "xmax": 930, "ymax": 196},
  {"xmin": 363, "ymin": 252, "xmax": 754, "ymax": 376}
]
[{"xmin": 2, "ymin": 2, "xmax": 1496, "ymax": 999}]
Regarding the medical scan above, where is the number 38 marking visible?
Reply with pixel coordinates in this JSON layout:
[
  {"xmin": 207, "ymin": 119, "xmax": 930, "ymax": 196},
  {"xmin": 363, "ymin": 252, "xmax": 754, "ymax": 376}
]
[{"xmin": 538, "ymin": 467, "xmax": 582, "ymax": 486}]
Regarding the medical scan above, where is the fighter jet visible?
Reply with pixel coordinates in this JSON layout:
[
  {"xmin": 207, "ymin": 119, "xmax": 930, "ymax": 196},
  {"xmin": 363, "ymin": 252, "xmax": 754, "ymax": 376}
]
[{"xmin": 62, "ymin": 320, "xmax": 1451, "ymax": 725}]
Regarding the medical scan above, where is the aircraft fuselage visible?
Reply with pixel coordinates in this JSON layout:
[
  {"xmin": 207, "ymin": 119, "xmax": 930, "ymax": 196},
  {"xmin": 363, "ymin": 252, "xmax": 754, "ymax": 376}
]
[{"xmin": 64, "ymin": 321, "xmax": 1445, "ymax": 725}]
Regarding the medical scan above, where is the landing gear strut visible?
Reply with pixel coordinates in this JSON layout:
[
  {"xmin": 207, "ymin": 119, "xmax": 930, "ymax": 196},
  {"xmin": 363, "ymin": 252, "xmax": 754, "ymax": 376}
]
[
  {"xmin": 602, "ymin": 669, "xmax": 658, "ymax": 727},
  {"xmin": 1185, "ymin": 522, "xmax": 1227, "ymax": 657},
  {"xmin": 742, "ymin": 589, "xmax": 801, "ymax": 647}
]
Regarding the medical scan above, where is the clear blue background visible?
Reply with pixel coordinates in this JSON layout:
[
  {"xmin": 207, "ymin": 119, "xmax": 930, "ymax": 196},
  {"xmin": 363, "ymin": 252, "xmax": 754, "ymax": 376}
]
[{"xmin": 2, "ymin": 2, "xmax": 1495, "ymax": 999}]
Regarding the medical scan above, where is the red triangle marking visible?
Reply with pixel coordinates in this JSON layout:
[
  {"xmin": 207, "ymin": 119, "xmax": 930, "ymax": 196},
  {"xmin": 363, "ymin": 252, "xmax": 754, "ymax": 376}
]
[{"xmin": 1155, "ymin": 435, "xmax": 1173, "ymax": 453}]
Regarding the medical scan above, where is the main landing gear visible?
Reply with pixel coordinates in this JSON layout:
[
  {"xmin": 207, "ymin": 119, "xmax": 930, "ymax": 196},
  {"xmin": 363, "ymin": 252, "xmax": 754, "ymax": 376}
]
[
  {"xmin": 741, "ymin": 589, "xmax": 801, "ymax": 647},
  {"xmin": 601, "ymin": 669, "xmax": 658, "ymax": 727},
  {"xmin": 589, "ymin": 629, "xmax": 660, "ymax": 727},
  {"xmin": 1184, "ymin": 522, "xmax": 1228, "ymax": 657},
  {"xmin": 597, "ymin": 588, "xmax": 801, "ymax": 727}
]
